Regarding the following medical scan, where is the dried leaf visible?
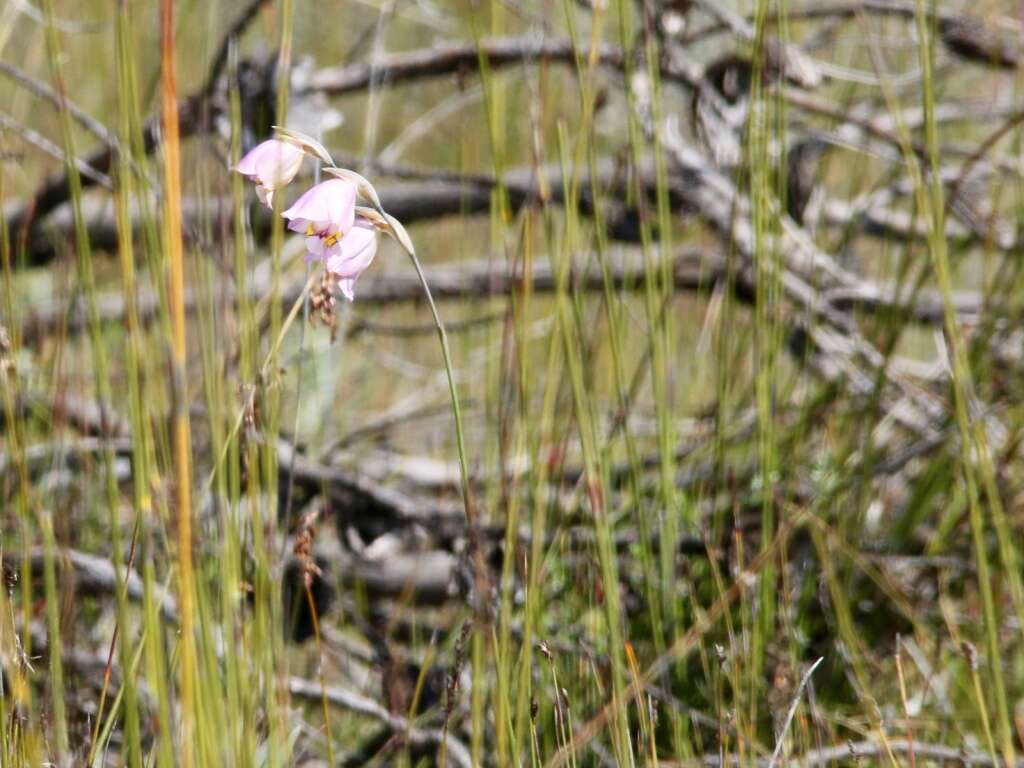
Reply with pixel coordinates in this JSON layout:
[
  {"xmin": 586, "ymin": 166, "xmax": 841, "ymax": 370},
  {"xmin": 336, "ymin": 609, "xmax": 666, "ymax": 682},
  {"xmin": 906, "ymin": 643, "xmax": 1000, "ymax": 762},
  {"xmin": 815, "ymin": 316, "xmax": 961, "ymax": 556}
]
[
  {"xmin": 272, "ymin": 125, "xmax": 334, "ymax": 166},
  {"xmin": 384, "ymin": 213, "xmax": 415, "ymax": 256},
  {"xmin": 354, "ymin": 205, "xmax": 389, "ymax": 229}
]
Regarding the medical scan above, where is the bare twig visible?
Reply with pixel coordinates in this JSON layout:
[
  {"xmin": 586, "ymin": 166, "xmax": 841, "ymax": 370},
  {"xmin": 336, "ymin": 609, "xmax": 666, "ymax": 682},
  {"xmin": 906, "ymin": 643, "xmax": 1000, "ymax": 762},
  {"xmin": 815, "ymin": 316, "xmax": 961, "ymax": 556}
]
[
  {"xmin": 768, "ymin": 657, "xmax": 824, "ymax": 768},
  {"xmin": 6, "ymin": 548, "xmax": 178, "ymax": 623},
  {"xmin": 0, "ymin": 62, "xmax": 117, "ymax": 149},
  {"xmin": 687, "ymin": 738, "xmax": 1024, "ymax": 767},
  {"xmin": 288, "ymin": 677, "xmax": 473, "ymax": 768},
  {"xmin": 0, "ymin": 111, "xmax": 110, "ymax": 188}
]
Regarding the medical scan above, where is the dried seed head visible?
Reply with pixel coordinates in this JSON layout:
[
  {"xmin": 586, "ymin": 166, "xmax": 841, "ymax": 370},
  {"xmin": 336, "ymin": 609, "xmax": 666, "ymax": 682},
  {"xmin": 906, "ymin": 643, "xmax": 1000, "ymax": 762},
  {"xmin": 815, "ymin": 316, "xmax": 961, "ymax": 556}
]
[
  {"xmin": 293, "ymin": 508, "xmax": 323, "ymax": 590},
  {"xmin": 961, "ymin": 640, "xmax": 979, "ymax": 670},
  {"xmin": 3, "ymin": 564, "xmax": 17, "ymax": 593},
  {"xmin": 309, "ymin": 271, "xmax": 339, "ymax": 339}
]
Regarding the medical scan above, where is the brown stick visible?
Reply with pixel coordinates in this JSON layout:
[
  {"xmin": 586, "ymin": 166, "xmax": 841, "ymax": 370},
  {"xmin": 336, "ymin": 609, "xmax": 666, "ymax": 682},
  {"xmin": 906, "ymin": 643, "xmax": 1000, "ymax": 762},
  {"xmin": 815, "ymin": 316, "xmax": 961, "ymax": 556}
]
[
  {"xmin": 17, "ymin": 244, "xmax": 980, "ymax": 346},
  {"xmin": 3, "ymin": 0, "xmax": 272, "ymax": 244}
]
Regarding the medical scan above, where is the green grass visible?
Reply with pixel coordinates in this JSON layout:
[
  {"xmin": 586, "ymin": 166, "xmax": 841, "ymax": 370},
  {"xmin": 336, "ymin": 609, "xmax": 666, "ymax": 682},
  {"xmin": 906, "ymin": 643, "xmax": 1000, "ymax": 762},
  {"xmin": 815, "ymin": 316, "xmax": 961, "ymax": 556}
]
[{"xmin": 2, "ymin": 0, "xmax": 1024, "ymax": 766}]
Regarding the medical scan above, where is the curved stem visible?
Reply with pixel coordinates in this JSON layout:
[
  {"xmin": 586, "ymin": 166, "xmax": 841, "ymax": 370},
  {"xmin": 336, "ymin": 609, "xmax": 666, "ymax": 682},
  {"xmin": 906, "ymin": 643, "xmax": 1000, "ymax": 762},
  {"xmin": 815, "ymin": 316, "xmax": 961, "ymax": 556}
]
[
  {"xmin": 365, "ymin": 201, "xmax": 489, "ymax": 612},
  {"xmin": 384, "ymin": 216, "xmax": 474, "ymax": 527}
]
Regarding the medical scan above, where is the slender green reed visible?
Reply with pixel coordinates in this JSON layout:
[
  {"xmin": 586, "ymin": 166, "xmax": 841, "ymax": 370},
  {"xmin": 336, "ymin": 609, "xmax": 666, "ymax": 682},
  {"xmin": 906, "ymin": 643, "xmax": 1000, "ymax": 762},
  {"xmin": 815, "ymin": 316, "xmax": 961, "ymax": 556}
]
[{"xmin": 912, "ymin": 3, "xmax": 1015, "ymax": 763}]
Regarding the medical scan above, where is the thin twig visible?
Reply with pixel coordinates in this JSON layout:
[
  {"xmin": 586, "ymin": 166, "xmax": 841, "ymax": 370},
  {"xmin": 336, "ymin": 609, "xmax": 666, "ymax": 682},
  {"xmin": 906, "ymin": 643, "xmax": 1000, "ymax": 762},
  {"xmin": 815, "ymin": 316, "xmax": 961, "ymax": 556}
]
[
  {"xmin": 767, "ymin": 657, "xmax": 824, "ymax": 768},
  {"xmin": 0, "ymin": 111, "xmax": 110, "ymax": 188},
  {"xmin": 0, "ymin": 62, "xmax": 117, "ymax": 149},
  {"xmin": 288, "ymin": 677, "xmax": 473, "ymax": 768}
]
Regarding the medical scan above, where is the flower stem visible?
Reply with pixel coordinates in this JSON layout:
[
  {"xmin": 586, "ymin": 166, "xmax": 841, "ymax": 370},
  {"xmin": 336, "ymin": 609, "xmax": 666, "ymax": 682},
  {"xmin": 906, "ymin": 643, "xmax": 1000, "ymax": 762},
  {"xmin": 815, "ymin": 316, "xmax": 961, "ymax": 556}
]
[
  {"xmin": 372, "ymin": 204, "xmax": 485, "ymax": 593},
  {"xmin": 395, "ymin": 234, "xmax": 472, "ymax": 519}
]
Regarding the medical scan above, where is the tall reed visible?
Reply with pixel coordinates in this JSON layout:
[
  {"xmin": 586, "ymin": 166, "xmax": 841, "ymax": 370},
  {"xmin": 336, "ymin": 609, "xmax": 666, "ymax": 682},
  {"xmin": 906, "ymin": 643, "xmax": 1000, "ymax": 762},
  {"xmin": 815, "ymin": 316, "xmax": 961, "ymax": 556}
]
[{"xmin": 159, "ymin": 0, "xmax": 198, "ymax": 763}]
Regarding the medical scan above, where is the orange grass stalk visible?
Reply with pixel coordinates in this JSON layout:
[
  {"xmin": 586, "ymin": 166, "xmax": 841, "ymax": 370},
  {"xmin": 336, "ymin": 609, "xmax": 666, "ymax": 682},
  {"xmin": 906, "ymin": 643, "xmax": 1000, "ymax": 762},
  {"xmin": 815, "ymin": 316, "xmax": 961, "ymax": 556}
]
[{"xmin": 159, "ymin": 0, "xmax": 196, "ymax": 763}]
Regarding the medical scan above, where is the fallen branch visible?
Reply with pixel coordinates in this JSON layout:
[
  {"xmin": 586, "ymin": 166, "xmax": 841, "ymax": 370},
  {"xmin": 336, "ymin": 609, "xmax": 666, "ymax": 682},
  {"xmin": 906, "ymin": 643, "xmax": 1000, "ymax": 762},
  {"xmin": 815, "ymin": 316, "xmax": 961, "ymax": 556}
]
[
  {"xmin": 303, "ymin": 36, "xmax": 701, "ymax": 97},
  {"xmin": 2, "ymin": 0, "xmax": 272, "ymax": 243},
  {"xmin": 18, "ymin": 243, "xmax": 985, "ymax": 345},
  {"xmin": 683, "ymin": 1, "xmax": 1024, "ymax": 70},
  {"xmin": 6, "ymin": 548, "xmax": 178, "ymax": 624},
  {"xmin": 287, "ymin": 676, "xmax": 473, "ymax": 768},
  {"xmin": 690, "ymin": 737, "xmax": 1024, "ymax": 767}
]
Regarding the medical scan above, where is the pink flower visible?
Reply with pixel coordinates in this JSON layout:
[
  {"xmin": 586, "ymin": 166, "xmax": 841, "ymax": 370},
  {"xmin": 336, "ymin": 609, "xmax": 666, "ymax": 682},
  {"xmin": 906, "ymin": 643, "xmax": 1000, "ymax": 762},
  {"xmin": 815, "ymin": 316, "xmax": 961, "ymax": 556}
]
[
  {"xmin": 234, "ymin": 139, "xmax": 304, "ymax": 207},
  {"xmin": 283, "ymin": 179, "xmax": 377, "ymax": 300},
  {"xmin": 283, "ymin": 178, "xmax": 357, "ymax": 240},
  {"xmin": 325, "ymin": 218, "xmax": 378, "ymax": 301}
]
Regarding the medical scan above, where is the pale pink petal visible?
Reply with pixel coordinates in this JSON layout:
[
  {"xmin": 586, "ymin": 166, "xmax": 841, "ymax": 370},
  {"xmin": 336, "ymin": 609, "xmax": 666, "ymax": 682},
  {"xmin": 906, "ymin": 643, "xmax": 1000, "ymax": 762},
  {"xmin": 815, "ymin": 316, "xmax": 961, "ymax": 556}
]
[
  {"xmin": 260, "ymin": 143, "xmax": 303, "ymax": 187},
  {"xmin": 256, "ymin": 184, "xmax": 273, "ymax": 207},
  {"xmin": 305, "ymin": 235, "xmax": 328, "ymax": 260},
  {"xmin": 325, "ymin": 221, "xmax": 377, "ymax": 278},
  {"xmin": 337, "ymin": 278, "xmax": 357, "ymax": 301},
  {"xmin": 282, "ymin": 179, "xmax": 356, "ymax": 233},
  {"xmin": 234, "ymin": 140, "xmax": 273, "ymax": 176},
  {"xmin": 234, "ymin": 140, "xmax": 304, "ymax": 205}
]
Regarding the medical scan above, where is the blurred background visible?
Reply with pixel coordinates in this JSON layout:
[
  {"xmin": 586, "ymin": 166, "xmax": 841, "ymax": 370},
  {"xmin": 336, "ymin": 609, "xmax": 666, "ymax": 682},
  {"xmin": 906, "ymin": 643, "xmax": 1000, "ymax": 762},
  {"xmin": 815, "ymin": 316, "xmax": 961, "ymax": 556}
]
[{"xmin": 2, "ymin": 0, "xmax": 1024, "ymax": 765}]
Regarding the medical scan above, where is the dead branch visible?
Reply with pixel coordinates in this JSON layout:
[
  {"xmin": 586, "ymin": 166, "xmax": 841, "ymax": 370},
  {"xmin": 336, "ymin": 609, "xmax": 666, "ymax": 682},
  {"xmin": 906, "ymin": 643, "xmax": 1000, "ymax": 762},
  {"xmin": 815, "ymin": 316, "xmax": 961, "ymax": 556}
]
[
  {"xmin": 303, "ymin": 37, "xmax": 661, "ymax": 96},
  {"xmin": 2, "ymin": 0, "xmax": 272, "ymax": 242},
  {"xmin": 690, "ymin": 737, "xmax": 1024, "ymax": 767},
  {"xmin": 5, "ymin": 548, "xmax": 178, "ymax": 624},
  {"xmin": 17, "ymin": 237, "xmax": 986, "ymax": 346},
  {"xmin": 287, "ymin": 676, "xmax": 473, "ymax": 768},
  {"xmin": 683, "ymin": 1, "xmax": 1024, "ymax": 71}
]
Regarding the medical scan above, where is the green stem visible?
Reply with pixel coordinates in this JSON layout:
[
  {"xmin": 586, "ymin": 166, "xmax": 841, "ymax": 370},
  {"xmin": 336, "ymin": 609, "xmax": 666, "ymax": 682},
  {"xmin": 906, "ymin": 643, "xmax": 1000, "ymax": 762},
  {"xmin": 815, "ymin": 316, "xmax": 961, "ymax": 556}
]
[{"xmin": 375, "ymin": 205, "xmax": 475, "ymax": 526}]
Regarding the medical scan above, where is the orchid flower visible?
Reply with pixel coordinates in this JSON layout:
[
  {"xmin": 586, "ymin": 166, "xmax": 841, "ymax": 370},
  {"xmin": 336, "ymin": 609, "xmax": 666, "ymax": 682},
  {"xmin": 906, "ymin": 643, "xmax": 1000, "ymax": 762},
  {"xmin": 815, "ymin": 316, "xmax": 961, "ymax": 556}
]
[
  {"xmin": 283, "ymin": 178, "xmax": 379, "ymax": 301},
  {"xmin": 234, "ymin": 138, "xmax": 304, "ymax": 207}
]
